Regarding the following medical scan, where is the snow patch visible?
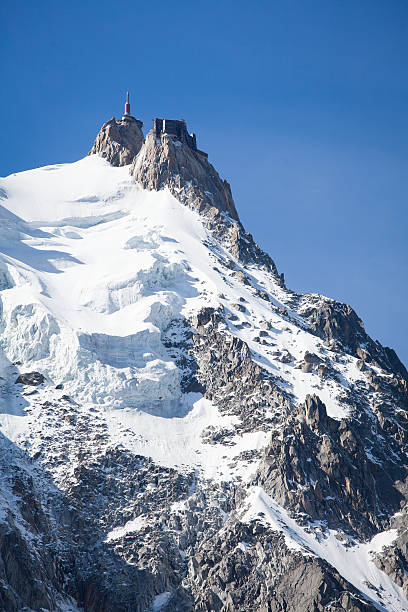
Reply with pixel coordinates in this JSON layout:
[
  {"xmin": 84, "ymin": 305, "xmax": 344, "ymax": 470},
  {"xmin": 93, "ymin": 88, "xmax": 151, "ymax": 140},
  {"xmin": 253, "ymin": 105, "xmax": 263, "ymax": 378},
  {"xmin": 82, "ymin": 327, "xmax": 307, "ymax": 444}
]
[
  {"xmin": 242, "ymin": 487, "xmax": 408, "ymax": 612},
  {"xmin": 105, "ymin": 515, "xmax": 147, "ymax": 542}
]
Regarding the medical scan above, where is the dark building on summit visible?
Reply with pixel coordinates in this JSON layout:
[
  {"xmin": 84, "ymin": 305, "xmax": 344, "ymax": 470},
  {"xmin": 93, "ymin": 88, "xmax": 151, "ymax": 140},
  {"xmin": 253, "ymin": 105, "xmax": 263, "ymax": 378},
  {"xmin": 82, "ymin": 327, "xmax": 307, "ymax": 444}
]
[{"xmin": 153, "ymin": 118, "xmax": 208, "ymax": 158}]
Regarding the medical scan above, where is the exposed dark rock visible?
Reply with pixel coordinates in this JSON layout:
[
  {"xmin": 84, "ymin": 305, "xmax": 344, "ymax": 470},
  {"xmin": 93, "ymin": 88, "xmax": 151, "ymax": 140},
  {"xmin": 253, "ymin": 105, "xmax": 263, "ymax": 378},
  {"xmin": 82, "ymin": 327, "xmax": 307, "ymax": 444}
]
[
  {"xmin": 0, "ymin": 518, "xmax": 58, "ymax": 612},
  {"xmin": 233, "ymin": 302, "xmax": 247, "ymax": 313},
  {"xmin": 185, "ymin": 519, "xmax": 376, "ymax": 611},
  {"xmin": 131, "ymin": 126, "xmax": 285, "ymax": 287},
  {"xmin": 15, "ymin": 371, "xmax": 45, "ymax": 386},
  {"xmin": 190, "ymin": 307, "xmax": 292, "ymax": 433},
  {"xmin": 1, "ymin": 116, "xmax": 408, "ymax": 612},
  {"xmin": 317, "ymin": 363, "xmax": 329, "ymax": 377},
  {"xmin": 304, "ymin": 394, "xmax": 330, "ymax": 430},
  {"xmin": 304, "ymin": 351, "xmax": 322, "ymax": 364},
  {"xmin": 0, "ymin": 444, "xmax": 67, "ymax": 612},
  {"xmin": 300, "ymin": 296, "xmax": 408, "ymax": 383},
  {"xmin": 302, "ymin": 300, "xmax": 366, "ymax": 353},
  {"xmin": 161, "ymin": 318, "xmax": 204, "ymax": 394},
  {"xmin": 231, "ymin": 270, "xmax": 250, "ymax": 285},
  {"xmin": 257, "ymin": 393, "xmax": 407, "ymax": 539},
  {"xmin": 279, "ymin": 349, "xmax": 292, "ymax": 363},
  {"xmin": 374, "ymin": 511, "xmax": 408, "ymax": 598},
  {"xmin": 301, "ymin": 351, "xmax": 323, "ymax": 373}
]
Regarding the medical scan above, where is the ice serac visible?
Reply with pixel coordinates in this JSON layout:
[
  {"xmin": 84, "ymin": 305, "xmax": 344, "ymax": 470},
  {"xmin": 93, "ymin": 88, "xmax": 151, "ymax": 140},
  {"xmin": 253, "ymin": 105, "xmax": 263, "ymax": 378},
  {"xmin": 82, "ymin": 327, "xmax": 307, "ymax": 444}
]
[
  {"xmin": 131, "ymin": 127, "xmax": 239, "ymax": 222},
  {"xmin": 88, "ymin": 115, "xmax": 144, "ymax": 166}
]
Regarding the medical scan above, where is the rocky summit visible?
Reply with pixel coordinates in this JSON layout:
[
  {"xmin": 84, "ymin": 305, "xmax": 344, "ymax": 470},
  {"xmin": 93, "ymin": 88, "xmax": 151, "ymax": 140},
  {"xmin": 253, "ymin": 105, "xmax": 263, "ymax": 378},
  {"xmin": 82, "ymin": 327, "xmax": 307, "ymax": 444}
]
[
  {"xmin": 88, "ymin": 115, "xmax": 144, "ymax": 167},
  {"xmin": 0, "ymin": 109, "xmax": 407, "ymax": 612}
]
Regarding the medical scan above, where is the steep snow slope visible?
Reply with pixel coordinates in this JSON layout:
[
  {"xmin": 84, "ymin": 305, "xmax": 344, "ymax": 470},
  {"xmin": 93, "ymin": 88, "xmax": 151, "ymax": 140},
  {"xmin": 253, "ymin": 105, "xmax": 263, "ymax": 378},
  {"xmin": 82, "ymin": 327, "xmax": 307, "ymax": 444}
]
[
  {"xmin": 0, "ymin": 156, "xmax": 357, "ymax": 456},
  {"xmin": 242, "ymin": 487, "xmax": 404, "ymax": 612},
  {"xmin": 0, "ymin": 155, "xmax": 407, "ymax": 611}
]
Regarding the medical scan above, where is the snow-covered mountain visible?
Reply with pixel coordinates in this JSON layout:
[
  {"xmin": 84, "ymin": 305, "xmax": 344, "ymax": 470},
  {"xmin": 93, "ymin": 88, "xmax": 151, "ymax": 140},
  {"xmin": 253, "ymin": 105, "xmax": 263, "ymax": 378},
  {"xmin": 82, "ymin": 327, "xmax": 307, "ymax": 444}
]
[{"xmin": 0, "ymin": 112, "xmax": 407, "ymax": 611}]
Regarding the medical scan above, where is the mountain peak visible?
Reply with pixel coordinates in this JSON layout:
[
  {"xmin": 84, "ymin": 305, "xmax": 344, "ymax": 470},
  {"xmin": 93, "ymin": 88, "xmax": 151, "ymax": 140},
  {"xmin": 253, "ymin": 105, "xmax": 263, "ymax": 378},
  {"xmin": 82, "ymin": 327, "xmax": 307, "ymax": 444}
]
[
  {"xmin": 89, "ymin": 105, "xmax": 240, "ymax": 222},
  {"xmin": 131, "ymin": 119, "xmax": 240, "ymax": 222},
  {"xmin": 2, "ymin": 104, "xmax": 407, "ymax": 611},
  {"xmin": 88, "ymin": 114, "xmax": 144, "ymax": 167}
]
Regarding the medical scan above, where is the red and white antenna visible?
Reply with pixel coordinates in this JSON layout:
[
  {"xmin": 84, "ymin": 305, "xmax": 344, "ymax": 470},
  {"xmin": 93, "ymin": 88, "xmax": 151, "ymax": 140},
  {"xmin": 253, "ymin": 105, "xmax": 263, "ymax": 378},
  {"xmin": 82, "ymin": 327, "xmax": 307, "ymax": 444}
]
[{"xmin": 124, "ymin": 91, "xmax": 131, "ymax": 116}]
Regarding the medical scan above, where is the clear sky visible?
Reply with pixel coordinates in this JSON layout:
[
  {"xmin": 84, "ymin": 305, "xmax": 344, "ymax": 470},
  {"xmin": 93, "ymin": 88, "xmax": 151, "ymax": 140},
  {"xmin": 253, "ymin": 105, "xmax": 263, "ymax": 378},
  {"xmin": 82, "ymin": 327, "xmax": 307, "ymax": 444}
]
[{"xmin": 1, "ymin": 0, "xmax": 407, "ymax": 366}]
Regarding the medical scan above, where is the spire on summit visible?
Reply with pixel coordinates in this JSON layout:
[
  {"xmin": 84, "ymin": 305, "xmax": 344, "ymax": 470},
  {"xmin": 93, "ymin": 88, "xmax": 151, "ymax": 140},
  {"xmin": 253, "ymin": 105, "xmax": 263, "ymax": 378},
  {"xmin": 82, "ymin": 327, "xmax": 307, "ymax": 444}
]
[
  {"xmin": 122, "ymin": 91, "xmax": 142, "ymax": 125},
  {"xmin": 124, "ymin": 91, "xmax": 131, "ymax": 117},
  {"xmin": 89, "ymin": 93, "xmax": 144, "ymax": 164}
]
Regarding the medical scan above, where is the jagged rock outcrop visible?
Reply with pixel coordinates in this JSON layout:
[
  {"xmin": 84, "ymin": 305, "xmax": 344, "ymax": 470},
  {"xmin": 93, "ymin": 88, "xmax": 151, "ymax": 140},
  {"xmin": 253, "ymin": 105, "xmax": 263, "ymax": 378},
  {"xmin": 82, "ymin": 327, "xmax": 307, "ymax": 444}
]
[
  {"xmin": 257, "ymin": 393, "xmax": 408, "ymax": 539},
  {"xmin": 0, "ymin": 440, "xmax": 70, "ymax": 611},
  {"xmin": 184, "ymin": 521, "xmax": 376, "ymax": 611},
  {"xmin": 15, "ymin": 371, "xmax": 45, "ymax": 386},
  {"xmin": 187, "ymin": 307, "xmax": 408, "ymax": 539},
  {"xmin": 300, "ymin": 295, "xmax": 408, "ymax": 381},
  {"xmin": 131, "ymin": 129, "xmax": 239, "ymax": 221},
  {"xmin": 190, "ymin": 307, "xmax": 292, "ymax": 433},
  {"xmin": 88, "ymin": 116, "xmax": 144, "ymax": 166},
  {"xmin": 374, "ymin": 511, "xmax": 408, "ymax": 597},
  {"xmin": 203, "ymin": 204, "xmax": 283, "ymax": 281}
]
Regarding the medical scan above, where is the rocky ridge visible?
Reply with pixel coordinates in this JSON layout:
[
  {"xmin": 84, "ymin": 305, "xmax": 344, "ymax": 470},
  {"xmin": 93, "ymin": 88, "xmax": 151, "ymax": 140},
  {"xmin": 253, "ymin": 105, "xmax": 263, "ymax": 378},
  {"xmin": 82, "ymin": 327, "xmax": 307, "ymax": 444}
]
[{"xmin": 131, "ymin": 129, "xmax": 239, "ymax": 223}]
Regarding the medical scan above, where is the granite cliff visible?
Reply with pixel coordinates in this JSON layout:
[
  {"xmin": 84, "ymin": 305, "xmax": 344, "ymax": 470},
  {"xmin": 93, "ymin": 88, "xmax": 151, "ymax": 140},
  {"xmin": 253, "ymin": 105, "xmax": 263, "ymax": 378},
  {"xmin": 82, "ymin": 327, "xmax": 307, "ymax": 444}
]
[{"xmin": 88, "ymin": 115, "xmax": 144, "ymax": 167}]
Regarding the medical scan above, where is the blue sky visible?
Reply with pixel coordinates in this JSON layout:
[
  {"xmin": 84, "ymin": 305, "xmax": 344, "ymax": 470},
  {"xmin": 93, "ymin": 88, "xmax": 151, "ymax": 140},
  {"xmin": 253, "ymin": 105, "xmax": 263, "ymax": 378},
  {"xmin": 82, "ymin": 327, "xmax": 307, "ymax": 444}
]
[{"xmin": 1, "ymin": 0, "xmax": 407, "ymax": 365}]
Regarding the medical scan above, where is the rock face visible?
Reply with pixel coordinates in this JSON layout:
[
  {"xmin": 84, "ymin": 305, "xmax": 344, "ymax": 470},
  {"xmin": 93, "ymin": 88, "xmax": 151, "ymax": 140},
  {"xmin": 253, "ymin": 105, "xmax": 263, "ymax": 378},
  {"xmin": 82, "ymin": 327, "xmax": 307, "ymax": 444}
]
[
  {"xmin": 88, "ymin": 115, "xmax": 144, "ymax": 166},
  {"xmin": 190, "ymin": 307, "xmax": 292, "ymax": 434},
  {"xmin": 186, "ymin": 520, "xmax": 376, "ymax": 612},
  {"xmin": 256, "ymin": 392, "xmax": 407, "ymax": 539},
  {"xmin": 131, "ymin": 128, "xmax": 239, "ymax": 221},
  {"xmin": 300, "ymin": 295, "xmax": 408, "ymax": 381}
]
